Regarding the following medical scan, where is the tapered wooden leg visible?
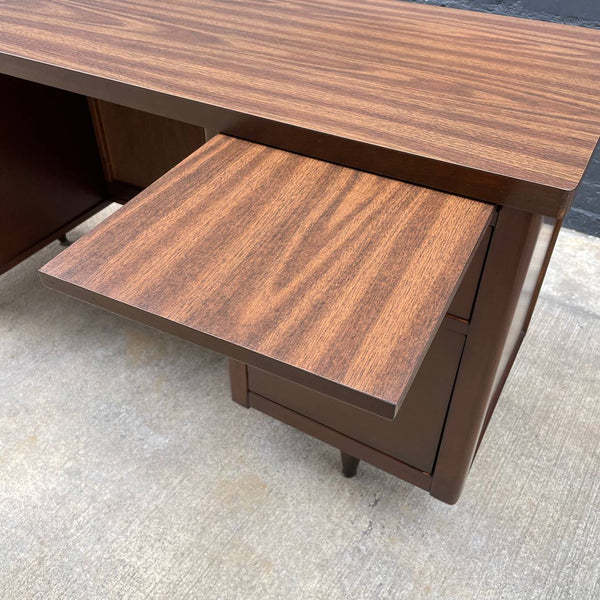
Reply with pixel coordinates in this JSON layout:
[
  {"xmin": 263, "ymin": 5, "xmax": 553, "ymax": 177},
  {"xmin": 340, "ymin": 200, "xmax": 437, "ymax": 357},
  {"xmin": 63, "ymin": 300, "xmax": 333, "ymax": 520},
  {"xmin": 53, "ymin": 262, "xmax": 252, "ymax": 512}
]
[
  {"xmin": 58, "ymin": 234, "xmax": 72, "ymax": 246},
  {"xmin": 340, "ymin": 451, "xmax": 360, "ymax": 478}
]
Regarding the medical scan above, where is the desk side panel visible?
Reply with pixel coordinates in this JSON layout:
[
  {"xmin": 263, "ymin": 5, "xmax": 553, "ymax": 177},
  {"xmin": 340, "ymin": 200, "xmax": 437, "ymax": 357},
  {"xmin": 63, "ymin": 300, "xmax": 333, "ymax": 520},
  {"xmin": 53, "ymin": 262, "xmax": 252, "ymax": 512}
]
[
  {"xmin": 431, "ymin": 207, "xmax": 543, "ymax": 503},
  {"xmin": 0, "ymin": 75, "xmax": 106, "ymax": 274}
]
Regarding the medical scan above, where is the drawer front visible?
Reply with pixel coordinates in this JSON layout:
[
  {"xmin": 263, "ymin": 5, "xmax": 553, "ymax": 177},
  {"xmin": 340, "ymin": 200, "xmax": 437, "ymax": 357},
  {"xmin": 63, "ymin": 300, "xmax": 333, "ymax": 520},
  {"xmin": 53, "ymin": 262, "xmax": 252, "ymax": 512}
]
[
  {"xmin": 248, "ymin": 325, "xmax": 466, "ymax": 473},
  {"xmin": 448, "ymin": 226, "xmax": 491, "ymax": 320}
]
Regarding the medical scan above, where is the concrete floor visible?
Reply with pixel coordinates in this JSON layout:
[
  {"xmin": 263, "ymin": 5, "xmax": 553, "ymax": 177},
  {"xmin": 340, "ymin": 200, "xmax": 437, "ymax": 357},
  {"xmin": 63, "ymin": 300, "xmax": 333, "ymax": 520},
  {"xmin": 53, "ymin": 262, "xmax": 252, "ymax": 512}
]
[{"xmin": 1, "ymin": 205, "xmax": 599, "ymax": 599}]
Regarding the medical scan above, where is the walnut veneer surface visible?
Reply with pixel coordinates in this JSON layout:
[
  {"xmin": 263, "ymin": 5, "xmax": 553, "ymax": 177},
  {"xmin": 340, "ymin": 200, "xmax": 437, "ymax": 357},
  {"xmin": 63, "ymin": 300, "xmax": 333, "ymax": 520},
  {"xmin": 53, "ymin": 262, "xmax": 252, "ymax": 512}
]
[
  {"xmin": 40, "ymin": 135, "xmax": 493, "ymax": 418},
  {"xmin": 1, "ymin": 1, "xmax": 600, "ymax": 216}
]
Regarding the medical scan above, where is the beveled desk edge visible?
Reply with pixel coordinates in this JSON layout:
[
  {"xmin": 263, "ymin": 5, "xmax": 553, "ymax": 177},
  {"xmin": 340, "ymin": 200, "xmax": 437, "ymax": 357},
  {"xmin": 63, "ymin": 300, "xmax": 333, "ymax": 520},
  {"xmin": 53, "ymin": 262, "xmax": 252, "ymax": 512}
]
[{"xmin": 38, "ymin": 274, "xmax": 403, "ymax": 419}]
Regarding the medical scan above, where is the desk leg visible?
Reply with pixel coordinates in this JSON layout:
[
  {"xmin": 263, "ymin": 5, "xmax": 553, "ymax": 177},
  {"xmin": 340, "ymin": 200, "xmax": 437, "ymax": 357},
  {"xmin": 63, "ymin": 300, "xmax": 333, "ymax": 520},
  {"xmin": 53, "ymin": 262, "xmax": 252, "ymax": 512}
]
[
  {"xmin": 229, "ymin": 359, "xmax": 249, "ymax": 408},
  {"xmin": 340, "ymin": 452, "xmax": 360, "ymax": 478}
]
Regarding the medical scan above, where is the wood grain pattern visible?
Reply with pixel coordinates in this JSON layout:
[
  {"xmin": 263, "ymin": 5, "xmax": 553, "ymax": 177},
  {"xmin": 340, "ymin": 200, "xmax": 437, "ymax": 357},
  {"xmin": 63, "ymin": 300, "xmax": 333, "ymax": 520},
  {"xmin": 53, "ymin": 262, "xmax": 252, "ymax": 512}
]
[
  {"xmin": 40, "ymin": 135, "xmax": 493, "ymax": 418},
  {"xmin": 1, "ymin": 1, "xmax": 599, "ymax": 216}
]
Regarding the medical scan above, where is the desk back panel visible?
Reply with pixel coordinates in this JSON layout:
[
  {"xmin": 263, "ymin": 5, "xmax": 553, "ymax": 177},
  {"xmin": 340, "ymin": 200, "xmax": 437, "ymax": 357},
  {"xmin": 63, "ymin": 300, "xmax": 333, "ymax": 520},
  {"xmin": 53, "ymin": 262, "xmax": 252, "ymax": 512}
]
[{"xmin": 88, "ymin": 99, "xmax": 206, "ymax": 189}]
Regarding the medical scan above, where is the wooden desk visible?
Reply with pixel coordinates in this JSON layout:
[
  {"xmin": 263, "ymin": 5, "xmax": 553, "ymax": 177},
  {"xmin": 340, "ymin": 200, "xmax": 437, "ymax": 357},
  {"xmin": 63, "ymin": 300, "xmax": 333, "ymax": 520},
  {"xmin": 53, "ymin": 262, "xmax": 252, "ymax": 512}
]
[{"xmin": 1, "ymin": 1, "xmax": 599, "ymax": 503}]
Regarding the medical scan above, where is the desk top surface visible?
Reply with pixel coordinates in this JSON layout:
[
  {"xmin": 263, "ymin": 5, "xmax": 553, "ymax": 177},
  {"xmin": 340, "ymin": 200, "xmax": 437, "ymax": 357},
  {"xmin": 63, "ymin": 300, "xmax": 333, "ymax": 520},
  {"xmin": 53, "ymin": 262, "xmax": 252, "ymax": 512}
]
[
  {"xmin": 40, "ymin": 135, "xmax": 493, "ymax": 418},
  {"xmin": 1, "ymin": 0, "xmax": 600, "ymax": 215}
]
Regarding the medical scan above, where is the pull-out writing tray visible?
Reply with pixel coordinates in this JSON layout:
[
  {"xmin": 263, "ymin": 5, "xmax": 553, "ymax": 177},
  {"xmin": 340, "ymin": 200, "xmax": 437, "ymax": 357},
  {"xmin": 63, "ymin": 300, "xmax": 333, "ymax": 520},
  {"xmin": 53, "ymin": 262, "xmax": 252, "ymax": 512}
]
[{"xmin": 40, "ymin": 135, "xmax": 493, "ymax": 419}]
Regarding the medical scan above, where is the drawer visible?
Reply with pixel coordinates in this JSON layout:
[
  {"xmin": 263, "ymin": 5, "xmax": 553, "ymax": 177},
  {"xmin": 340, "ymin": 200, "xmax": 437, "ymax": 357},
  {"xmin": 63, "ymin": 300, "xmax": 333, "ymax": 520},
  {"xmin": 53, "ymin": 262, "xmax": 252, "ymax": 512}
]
[
  {"xmin": 39, "ymin": 135, "xmax": 493, "ymax": 420},
  {"xmin": 248, "ymin": 324, "xmax": 465, "ymax": 473},
  {"xmin": 448, "ymin": 226, "xmax": 491, "ymax": 320}
]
